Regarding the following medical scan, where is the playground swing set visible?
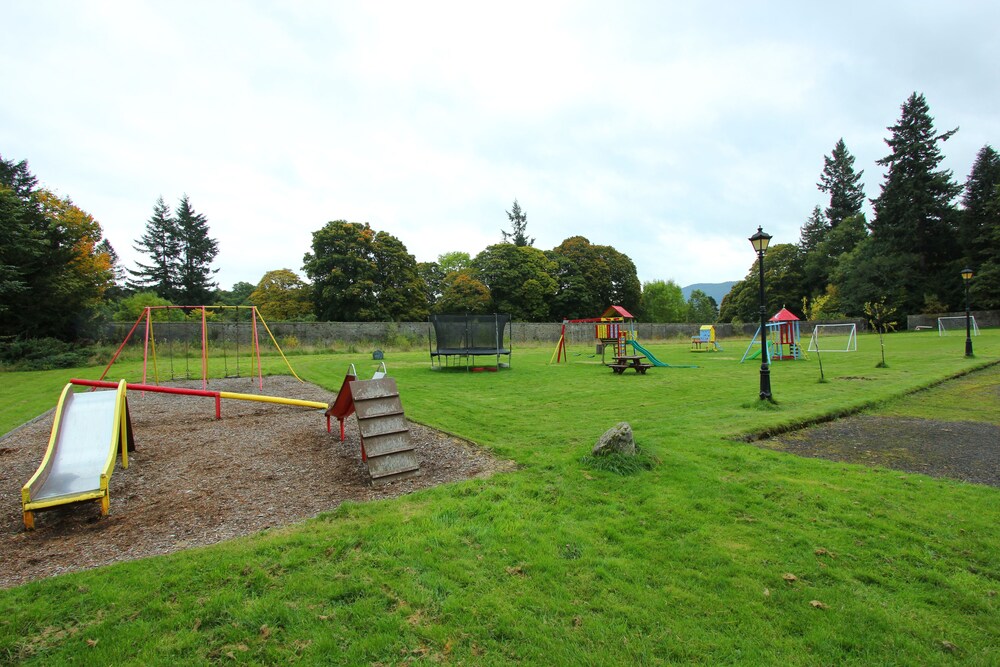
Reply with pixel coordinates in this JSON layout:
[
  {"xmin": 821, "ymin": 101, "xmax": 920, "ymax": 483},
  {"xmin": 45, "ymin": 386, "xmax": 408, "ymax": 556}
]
[
  {"xmin": 21, "ymin": 306, "xmax": 421, "ymax": 529},
  {"xmin": 99, "ymin": 305, "xmax": 304, "ymax": 391}
]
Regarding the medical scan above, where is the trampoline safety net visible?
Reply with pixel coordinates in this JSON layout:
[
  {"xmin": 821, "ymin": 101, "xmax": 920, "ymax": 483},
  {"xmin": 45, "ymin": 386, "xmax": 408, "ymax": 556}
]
[{"xmin": 429, "ymin": 314, "xmax": 512, "ymax": 370}]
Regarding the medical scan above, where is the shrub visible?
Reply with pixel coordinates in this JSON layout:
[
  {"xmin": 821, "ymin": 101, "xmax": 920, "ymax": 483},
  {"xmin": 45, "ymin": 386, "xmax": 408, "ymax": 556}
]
[{"xmin": 0, "ymin": 338, "xmax": 93, "ymax": 370}]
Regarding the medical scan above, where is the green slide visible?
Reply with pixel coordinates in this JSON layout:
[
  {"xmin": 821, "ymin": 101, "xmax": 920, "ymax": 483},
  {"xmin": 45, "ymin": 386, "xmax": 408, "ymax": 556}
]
[{"xmin": 628, "ymin": 339, "xmax": 698, "ymax": 369}]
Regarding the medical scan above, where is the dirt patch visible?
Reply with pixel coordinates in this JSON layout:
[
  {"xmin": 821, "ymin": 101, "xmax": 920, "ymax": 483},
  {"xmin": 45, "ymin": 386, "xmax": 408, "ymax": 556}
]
[
  {"xmin": 759, "ymin": 415, "xmax": 1000, "ymax": 487},
  {"xmin": 0, "ymin": 377, "xmax": 515, "ymax": 590}
]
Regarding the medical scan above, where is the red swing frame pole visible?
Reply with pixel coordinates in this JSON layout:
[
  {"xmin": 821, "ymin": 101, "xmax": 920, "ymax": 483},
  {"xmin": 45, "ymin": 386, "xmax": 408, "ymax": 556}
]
[{"xmin": 98, "ymin": 309, "xmax": 147, "ymax": 382}]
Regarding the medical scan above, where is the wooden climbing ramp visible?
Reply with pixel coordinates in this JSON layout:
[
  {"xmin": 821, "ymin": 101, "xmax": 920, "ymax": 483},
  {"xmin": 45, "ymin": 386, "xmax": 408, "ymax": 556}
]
[{"xmin": 349, "ymin": 378, "xmax": 419, "ymax": 485}]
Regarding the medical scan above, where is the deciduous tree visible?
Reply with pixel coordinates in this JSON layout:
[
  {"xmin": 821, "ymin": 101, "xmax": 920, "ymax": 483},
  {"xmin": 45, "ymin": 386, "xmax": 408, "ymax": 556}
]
[
  {"xmin": 639, "ymin": 280, "xmax": 686, "ymax": 322},
  {"xmin": 472, "ymin": 243, "xmax": 556, "ymax": 320},
  {"xmin": 686, "ymin": 289, "xmax": 718, "ymax": 323},
  {"xmin": 303, "ymin": 220, "xmax": 427, "ymax": 321},
  {"xmin": 249, "ymin": 269, "xmax": 313, "ymax": 320}
]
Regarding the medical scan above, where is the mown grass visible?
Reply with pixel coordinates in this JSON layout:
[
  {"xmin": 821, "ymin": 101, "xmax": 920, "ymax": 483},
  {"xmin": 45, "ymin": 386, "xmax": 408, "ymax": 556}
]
[{"xmin": 1, "ymin": 330, "xmax": 998, "ymax": 665}]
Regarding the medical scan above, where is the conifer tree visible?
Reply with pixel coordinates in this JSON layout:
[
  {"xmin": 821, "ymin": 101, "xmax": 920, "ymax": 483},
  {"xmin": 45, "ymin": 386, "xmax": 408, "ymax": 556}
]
[
  {"xmin": 501, "ymin": 199, "xmax": 534, "ymax": 247},
  {"xmin": 129, "ymin": 197, "xmax": 180, "ymax": 300},
  {"xmin": 869, "ymin": 92, "xmax": 962, "ymax": 313},
  {"xmin": 960, "ymin": 145, "xmax": 1000, "ymax": 307},
  {"xmin": 174, "ymin": 195, "xmax": 219, "ymax": 304},
  {"xmin": 817, "ymin": 138, "xmax": 865, "ymax": 228}
]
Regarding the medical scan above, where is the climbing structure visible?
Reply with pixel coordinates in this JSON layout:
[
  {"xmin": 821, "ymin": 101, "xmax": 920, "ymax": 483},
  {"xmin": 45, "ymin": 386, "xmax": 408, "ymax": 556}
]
[
  {"xmin": 326, "ymin": 365, "xmax": 419, "ymax": 485},
  {"xmin": 551, "ymin": 305, "xmax": 636, "ymax": 364},
  {"xmin": 740, "ymin": 307, "xmax": 805, "ymax": 362}
]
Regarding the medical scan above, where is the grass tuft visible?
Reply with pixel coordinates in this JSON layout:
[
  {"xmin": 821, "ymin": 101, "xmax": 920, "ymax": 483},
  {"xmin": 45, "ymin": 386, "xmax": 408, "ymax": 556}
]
[{"xmin": 579, "ymin": 447, "xmax": 659, "ymax": 475}]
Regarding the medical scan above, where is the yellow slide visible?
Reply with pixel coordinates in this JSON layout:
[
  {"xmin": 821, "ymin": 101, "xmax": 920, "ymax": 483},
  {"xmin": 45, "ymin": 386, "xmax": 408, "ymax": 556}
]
[{"xmin": 21, "ymin": 380, "xmax": 134, "ymax": 530}]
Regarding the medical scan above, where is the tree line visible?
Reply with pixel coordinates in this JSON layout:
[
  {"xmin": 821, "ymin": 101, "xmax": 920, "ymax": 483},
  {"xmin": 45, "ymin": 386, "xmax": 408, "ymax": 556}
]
[
  {"xmin": 7, "ymin": 90, "xmax": 994, "ymax": 342},
  {"xmin": 720, "ymin": 92, "xmax": 1000, "ymax": 324}
]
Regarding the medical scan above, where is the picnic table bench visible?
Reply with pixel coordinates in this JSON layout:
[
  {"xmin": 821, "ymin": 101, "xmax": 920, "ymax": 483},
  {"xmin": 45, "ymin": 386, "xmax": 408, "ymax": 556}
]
[{"xmin": 609, "ymin": 355, "xmax": 653, "ymax": 374}]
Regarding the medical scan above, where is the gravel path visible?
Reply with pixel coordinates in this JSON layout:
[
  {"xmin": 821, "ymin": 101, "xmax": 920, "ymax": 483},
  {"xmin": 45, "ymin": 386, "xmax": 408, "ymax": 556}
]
[{"xmin": 759, "ymin": 415, "xmax": 1000, "ymax": 488}]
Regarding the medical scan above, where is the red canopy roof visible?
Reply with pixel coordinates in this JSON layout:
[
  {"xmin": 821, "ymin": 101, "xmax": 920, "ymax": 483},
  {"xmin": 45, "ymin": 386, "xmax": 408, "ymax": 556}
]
[
  {"xmin": 601, "ymin": 305, "xmax": 635, "ymax": 319},
  {"xmin": 769, "ymin": 307, "xmax": 799, "ymax": 322}
]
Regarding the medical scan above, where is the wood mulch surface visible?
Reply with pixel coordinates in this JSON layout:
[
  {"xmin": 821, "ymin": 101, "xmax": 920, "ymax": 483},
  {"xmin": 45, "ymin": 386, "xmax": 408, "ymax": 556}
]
[{"xmin": 0, "ymin": 377, "xmax": 514, "ymax": 590}]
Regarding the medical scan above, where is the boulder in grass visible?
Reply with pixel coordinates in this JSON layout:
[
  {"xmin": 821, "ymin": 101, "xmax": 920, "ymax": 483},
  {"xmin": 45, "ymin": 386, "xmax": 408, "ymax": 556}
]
[{"xmin": 592, "ymin": 422, "xmax": 636, "ymax": 456}]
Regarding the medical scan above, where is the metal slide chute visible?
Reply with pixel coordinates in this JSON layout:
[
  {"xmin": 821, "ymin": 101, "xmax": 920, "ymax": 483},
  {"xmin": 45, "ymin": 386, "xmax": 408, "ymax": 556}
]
[{"xmin": 21, "ymin": 379, "xmax": 134, "ymax": 529}]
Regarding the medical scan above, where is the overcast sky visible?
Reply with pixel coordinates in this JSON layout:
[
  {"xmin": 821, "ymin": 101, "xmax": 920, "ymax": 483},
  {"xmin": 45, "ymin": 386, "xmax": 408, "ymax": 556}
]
[{"xmin": 3, "ymin": 2, "xmax": 998, "ymax": 292}]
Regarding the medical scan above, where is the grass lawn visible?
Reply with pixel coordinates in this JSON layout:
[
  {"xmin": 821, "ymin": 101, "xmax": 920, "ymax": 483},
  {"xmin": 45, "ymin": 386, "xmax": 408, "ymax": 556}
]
[{"xmin": 1, "ymin": 330, "xmax": 998, "ymax": 665}]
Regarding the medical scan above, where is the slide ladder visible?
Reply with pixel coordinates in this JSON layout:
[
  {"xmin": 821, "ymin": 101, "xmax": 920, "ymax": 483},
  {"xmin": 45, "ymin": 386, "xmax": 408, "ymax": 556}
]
[
  {"xmin": 21, "ymin": 380, "xmax": 135, "ymax": 529},
  {"xmin": 325, "ymin": 365, "xmax": 420, "ymax": 485}
]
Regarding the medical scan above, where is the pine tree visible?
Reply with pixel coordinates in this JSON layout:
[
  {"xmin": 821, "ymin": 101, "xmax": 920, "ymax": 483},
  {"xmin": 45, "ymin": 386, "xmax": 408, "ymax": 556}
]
[
  {"xmin": 501, "ymin": 199, "xmax": 534, "ymax": 247},
  {"xmin": 870, "ymin": 92, "xmax": 962, "ymax": 313},
  {"xmin": 799, "ymin": 206, "xmax": 828, "ymax": 253},
  {"xmin": 129, "ymin": 197, "xmax": 180, "ymax": 300},
  {"xmin": 817, "ymin": 139, "xmax": 865, "ymax": 228},
  {"xmin": 174, "ymin": 195, "xmax": 219, "ymax": 304},
  {"xmin": 959, "ymin": 146, "xmax": 1000, "ymax": 266},
  {"xmin": 960, "ymin": 145, "xmax": 1000, "ymax": 307}
]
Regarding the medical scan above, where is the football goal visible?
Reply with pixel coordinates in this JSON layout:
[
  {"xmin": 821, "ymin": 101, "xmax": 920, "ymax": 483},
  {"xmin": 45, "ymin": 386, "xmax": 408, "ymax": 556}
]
[
  {"xmin": 938, "ymin": 316, "xmax": 980, "ymax": 336},
  {"xmin": 807, "ymin": 323, "xmax": 858, "ymax": 353}
]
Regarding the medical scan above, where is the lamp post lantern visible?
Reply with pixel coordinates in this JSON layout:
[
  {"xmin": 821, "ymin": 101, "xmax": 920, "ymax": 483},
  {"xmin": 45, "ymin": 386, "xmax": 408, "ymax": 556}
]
[
  {"xmin": 961, "ymin": 268, "xmax": 974, "ymax": 357},
  {"xmin": 749, "ymin": 226, "xmax": 773, "ymax": 401}
]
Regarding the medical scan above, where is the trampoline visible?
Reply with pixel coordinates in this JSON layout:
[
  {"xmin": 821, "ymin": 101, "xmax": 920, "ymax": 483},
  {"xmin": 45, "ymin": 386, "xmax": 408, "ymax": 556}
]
[{"xmin": 429, "ymin": 314, "xmax": 512, "ymax": 370}]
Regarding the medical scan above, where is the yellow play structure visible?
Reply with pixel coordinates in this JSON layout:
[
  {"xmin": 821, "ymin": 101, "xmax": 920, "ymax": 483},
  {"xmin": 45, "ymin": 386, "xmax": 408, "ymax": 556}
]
[{"xmin": 690, "ymin": 325, "xmax": 722, "ymax": 352}]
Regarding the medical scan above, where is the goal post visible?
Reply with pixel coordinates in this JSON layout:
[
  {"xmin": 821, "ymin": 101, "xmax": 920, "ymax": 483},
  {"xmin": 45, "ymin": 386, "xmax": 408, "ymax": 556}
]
[
  {"xmin": 937, "ymin": 316, "xmax": 979, "ymax": 336},
  {"xmin": 807, "ymin": 323, "xmax": 858, "ymax": 353}
]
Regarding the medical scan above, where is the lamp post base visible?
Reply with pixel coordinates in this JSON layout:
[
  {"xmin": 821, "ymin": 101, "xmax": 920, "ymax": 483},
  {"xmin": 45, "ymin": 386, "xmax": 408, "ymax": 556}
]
[
  {"xmin": 965, "ymin": 339, "xmax": 974, "ymax": 357},
  {"xmin": 759, "ymin": 365, "xmax": 772, "ymax": 401}
]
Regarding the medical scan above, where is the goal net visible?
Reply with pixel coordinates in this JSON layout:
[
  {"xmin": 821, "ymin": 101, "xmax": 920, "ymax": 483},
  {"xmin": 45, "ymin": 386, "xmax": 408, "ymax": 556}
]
[
  {"xmin": 807, "ymin": 323, "xmax": 857, "ymax": 352},
  {"xmin": 937, "ymin": 316, "xmax": 980, "ymax": 336}
]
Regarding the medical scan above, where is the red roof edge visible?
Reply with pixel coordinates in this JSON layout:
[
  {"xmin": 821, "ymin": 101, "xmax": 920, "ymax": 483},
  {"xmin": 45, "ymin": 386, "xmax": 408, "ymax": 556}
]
[
  {"xmin": 769, "ymin": 307, "xmax": 799, "ymax": 322},
  {"xmin": 601, "ymin": 305, "xmax": 635, "ymax": 319}
]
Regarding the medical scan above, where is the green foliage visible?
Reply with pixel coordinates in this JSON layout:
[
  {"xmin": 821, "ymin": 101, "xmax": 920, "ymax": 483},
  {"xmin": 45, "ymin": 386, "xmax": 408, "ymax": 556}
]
[
  {"xmin": 303, "ymin": 221, "xmax": 427, "ymax": 322},
  {"xmin": 501, "ymin": 198, "xmax": 533, "ymax": 246},
  {"xmin": 249, "ymin": 269, "xmax": 313, "ymax": 321},
  {"xmin": 960, "ymin": 145, "xmax": 1000, "ymax": 308},
  {"xmin": 472, "ymin": 243, "xmax": 557, "ymax": 320},
  {"xmin": 436, "ymin": 270, "xmax": 491, "ymax": 314},
  {"xmin": 719, "ymin": 244, "xmax": 805, "ymax": 323},
  {"xmin": 0, "ymin": 337, "xmax": 91, "ymax": 370},
  {"xmin": 863, "ymin": 297, "xmax": 897, "ymax": 367},
  {"xmin": 0, "ymin": 155, "xmax": 114, "ymax": 340},
  {"xmin": 111, "ymin": 291, "xmax": 175, "ymax": 322},
  {"xmin": 129, "ymin": 195, "xmax": 219, "ymax": 304},
  {"xmin": 817, "ymin": 138, "xmax": 866, "ymax": 227},
  {"xmin": 174, "ymin": 195, "xmax": 220, "ymax": 304},
  {"xmin": 216, "ymin": 281, "xmax": 255, "ymax": 306},
  {"xmin": 869, "ymin": 92, "xmax": 963, "ymax": 314},
  {"xmin": 685, "ymin": 289, "xmax": 718, "ymax": 323},
  {"xmin": 639, "ymin": 279, "xmax": 686, "ymax": 322},
  {"xmin": 547, "ymin": 236, "xmax": 642, "ymax": 319}
]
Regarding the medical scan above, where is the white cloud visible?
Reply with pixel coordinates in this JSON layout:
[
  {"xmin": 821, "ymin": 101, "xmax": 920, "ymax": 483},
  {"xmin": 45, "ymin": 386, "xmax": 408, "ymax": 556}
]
[{"xmin": 2, "ymin": 0, "xmax": 999, "ymax": 294}]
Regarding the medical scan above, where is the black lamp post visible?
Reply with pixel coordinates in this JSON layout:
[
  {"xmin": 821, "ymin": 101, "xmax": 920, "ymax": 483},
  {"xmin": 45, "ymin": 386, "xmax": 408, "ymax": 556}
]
[
  {"xmin": 961, "ymin": 268, "xmax": 974, "ymax": 357},
  {"xmin": 749, "ymin": 226, "xmax": 773, "ymax": 400}
]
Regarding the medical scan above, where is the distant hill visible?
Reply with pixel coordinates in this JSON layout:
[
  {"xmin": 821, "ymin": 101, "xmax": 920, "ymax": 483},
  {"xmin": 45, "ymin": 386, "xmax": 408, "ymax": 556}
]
[{"xmin": 681, "ymin": 281, "xmax": 737, "ymax": 304}]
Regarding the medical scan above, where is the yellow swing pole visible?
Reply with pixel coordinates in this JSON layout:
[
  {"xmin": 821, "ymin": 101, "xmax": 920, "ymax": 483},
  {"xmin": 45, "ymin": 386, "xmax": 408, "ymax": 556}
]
[{"xmin": 255, "ymin": 311, "xmax": 304, "ymax": 382}]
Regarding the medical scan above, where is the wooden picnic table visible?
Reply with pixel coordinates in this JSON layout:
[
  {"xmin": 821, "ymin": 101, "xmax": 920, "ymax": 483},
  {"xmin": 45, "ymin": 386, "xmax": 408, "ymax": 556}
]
[{"xmin": 608, "ymin": 355, "xmax": 653, "ymax": 374}]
